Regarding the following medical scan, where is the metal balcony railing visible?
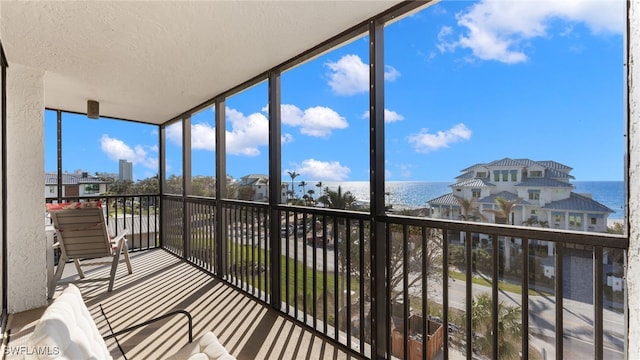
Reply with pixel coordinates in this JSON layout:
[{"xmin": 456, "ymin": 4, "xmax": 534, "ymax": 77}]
[{"xmin": 161, "ymin": 195, "xmax": 628, "ymax": 360}]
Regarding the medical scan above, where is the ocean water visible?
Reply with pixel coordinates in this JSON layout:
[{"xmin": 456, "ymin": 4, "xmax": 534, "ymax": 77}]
[
  {"xmin": 315, "ymin": 181, "xmax": 625, "ymax": 220},
  {"xmin": 573, "ymin": 181, "xmax": 625, "ymax": 220}
]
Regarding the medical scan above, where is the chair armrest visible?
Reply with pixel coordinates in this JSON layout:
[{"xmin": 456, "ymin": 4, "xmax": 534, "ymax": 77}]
[
  {"xmin": 100, "ymin": 304, "xmax": 193, "ymax": 343},
  {"xmin": 110, "ymin": 229, "xmax": 129, "ymax": 244}
]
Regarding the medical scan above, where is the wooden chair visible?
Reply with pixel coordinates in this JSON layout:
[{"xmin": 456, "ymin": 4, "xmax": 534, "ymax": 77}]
[{"xmin": 46, "ymin": 201, "xmax": 132, "ymax": 298}]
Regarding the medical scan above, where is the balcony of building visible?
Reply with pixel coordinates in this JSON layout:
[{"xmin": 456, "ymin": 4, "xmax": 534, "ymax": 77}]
[
  {"xmin": 1, "ymin": 1, "xmax": 639, "ymax": 359},
  {"xmin": 6, "ymin": 247, "xmax": 365, "ymax": 360},
  {"xmin": 4, "ymin": 194, "xmax": 630, "ymax": 359}
]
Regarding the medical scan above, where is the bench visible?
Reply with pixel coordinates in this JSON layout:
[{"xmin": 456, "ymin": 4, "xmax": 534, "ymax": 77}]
[{"xmin": 26, "ymin": 284, "xmax": 235, "ymax": 360}]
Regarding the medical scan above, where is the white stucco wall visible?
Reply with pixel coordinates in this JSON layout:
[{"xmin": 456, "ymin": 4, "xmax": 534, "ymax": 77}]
[
  {"xmin": 6, "ymin": 63, "xmax": 47, "ymax": 313},
  {"xmin": 628, "ymin": 1, "xmax": 640, "ymax": 356},
  {"xmin": 0, "ymin": 43, "xmax": 4, "ymax": 320}
]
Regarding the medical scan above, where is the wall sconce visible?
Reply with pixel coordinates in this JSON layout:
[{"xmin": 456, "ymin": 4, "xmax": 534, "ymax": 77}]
[{"xmin": 87, "ymin": 100, "xmax": 99, "ymax": 119}]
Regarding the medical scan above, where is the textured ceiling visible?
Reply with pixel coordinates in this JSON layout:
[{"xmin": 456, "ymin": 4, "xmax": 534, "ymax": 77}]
[{"xmin": 0, "ymin": 1, "xmax": 405, "ymax": 124}]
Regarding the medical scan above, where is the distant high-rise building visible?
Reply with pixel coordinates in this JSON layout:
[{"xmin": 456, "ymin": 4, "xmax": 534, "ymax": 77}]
[{"xmin": 119, "ymin": 160, "xmax": 133, "ymax": 181}]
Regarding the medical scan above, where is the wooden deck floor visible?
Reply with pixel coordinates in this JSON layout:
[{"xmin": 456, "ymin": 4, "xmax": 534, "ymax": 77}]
[{"xmin": 4, "ymin": 249, "xmax": 359, "ymax": 360}]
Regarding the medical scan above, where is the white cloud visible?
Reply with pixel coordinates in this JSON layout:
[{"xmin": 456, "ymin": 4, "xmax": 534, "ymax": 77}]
[
  {"xmin": 384, "ymin": 65, "xmax": 401, "ymax": 82},
  {"xmin": 326, "ymin": 54, "xmax": 400, "ymax": 95},
  {"xmin": 281, "ymin": 104, "xmax": 348, "ymax": 137},
  {"xmin": 290, "ymin": 158, "xmax": 351, "ymax": 181},
  {"xmin": 165, "ymin": 104, "xmax": 346, "ymax": 154},
  {"xmin": 281, "ymin": 133, "xmax": 294, "ymax": 144},
  {"xmin": 192, "ymin": 122, "xmax": 216, "ymax": 151},
  {"xmin": 438, "ymin": 0, "xmax": 623, "ymax": 64},
  {"xmin": 386, "ymin": 163, "xmax": 414, "ymax": 179},
  {"xmin": 100, "ymin": 134, "xmax": 158, "ymax": 169},
  {"xmin": 165, "ymin": 121, "xmax": 216, "ymax": 151},
  {"xmin": 166, "ymin": 108, "xmax": 269, "ymax": 156},
  {"xmin": 436, "ymin": 26, "xmax": 456, "ymax": 53},
  {"xmin": 361, "ymin": 108, "xmax": 405, "ymax": 123},
  {"xmin": 407, "ymin": 123, "xmax": 472, "ymax": 153},
  {"xmin": 165, "ymin": 122, "xmax": 182, "ymax": 146},
  {"xmin": 225, "ymin": 107, "xmax": 269, "ymax": 156},
  {"xmin": 399, "ymin": 164, "xmax": 413, "ymax": 178}
]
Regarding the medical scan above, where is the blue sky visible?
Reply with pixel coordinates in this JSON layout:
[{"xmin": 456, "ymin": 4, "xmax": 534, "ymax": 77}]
[{"xmin": 45, "ymin": 0, "xmax": 625, "ymax": 183}]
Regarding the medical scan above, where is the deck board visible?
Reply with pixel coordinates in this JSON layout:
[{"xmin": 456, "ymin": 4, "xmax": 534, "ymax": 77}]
[{"xmin": 5, "ymin": 249, "xmax": 357, "ymax": 360}]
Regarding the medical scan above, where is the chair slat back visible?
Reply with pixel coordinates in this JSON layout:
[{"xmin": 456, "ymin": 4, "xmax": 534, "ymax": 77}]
[{"xmin": 50, "ymin": 208, "xmax": 112, "ymax": 258}]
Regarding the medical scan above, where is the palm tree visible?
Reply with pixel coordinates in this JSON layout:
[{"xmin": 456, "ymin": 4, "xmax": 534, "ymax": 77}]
[
  {"xmin": 298, "ymin": 180, "xmax": 307, "ymax": 200},
  {"xmin": 315, "ymin": 181, "xmax": 323, "ymax": 195},
  {"xmin": 485, "ymin": 196, "xmax": 520, "ymax": 225},
  {"xmin": 316, "ymin": 186, "xmax": 356, "ymax": 210},
  {"xmin": 484, "ymin": 196, "xmax": 521, "ymax": 270},
  {"xmin": 307, "ymin": 189, "xmax": 315, "ymax": 205},
  {"xmin": 455, "ymin": 196, "xmax": 485, "ymax": 222},
  {"xmin": 470, "ymin": 293, "xmax": 523, "ymax": 359},
  {"xmin": 286, "ymin": 171, "xmax": 299, "ymax": 201}
]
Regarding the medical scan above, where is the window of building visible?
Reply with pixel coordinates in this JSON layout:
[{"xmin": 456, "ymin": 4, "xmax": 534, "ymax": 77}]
[
  {"xmin": 529, "ymin": 190, "xmax": 540, "ymax": 200},
  {"xmin": 472, "ymin": 189, "xmax": 481, "ymax": 198},
  {"xmin": 476, "ymin": 171, "xmax": 487, "ymax": 178},
  {"xmin": 531, "ymin": 209, "xmax": 537, "ymax": 215},
  {"xmin": 591, "ymin": 217, "xmax": 597, "ymax": 225},
  {"xmin": 502, "ymin": 170, "xmax": 509, "ymax": 181},
  {"xmin": 530, "ymin": 170, "xmax": 543, "ymax": 177},
  {"xmin": 569, "ymin": 214, "xmax": 582, "ymax": 227},
  {"xmin": 510, "ymin": 170, "xmax": 518, "ymax": 182},
  {"xmin": 493, "ymin": 170, "xmax": 500, "ymax": 182},
  {"xmin": 84, "ymin": 184, "xmax": 100, "ymax": 194},
  {"xmin": 48, "ymin": 186, "xmax": 55, "ymax": 193}
]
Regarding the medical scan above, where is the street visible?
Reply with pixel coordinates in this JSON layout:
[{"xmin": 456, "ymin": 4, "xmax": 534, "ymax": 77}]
[{"xmin": 229, "ymin": 225, "xmax": 625, "ymax": 358}]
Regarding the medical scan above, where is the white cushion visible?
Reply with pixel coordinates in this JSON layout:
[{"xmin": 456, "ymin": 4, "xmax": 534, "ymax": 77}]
[
  {"xmin": 167, "ymin": 331, "xmax": 235, "ymax": 360},
  {"xmin": 26, "ymin": 284, "xmax": 231, "ymax": 360},
  {"xmin": 26, "ymin": 284, "xmax": 112, "ymax": 360}
]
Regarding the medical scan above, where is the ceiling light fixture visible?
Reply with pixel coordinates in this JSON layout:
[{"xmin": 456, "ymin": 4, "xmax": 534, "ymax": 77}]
[{"xmin": 87, "ymin": 100, "xmax": 99, "ymax": 119}]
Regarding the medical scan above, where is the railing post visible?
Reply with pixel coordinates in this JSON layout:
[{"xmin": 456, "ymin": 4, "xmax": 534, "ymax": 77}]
[
  {"xmin": 594, "ymin": 246, "xmax": 603, "ymax": 360},
  {"xmin": 555, "ymin": 242, "xmax": 564, "ymax": 359},
  {"xmin": 492, "ymin": 233, "xmax": 499, "ymax": 358},
  {"xmin": 442, "ymin": 231, "xmax": 450, "ymax": 359},
  {"xmin": 215, "ymin": 98, "xmax": 227, "ymax": 277},
  {"xmin": 268, "ymin": 70, "xmax": 282, "ymax": 308},
  {"xmin": 56, "ymin": 110, "xmax": 63, "ymax": 203},
  {"xmin": 183, "ymin": 116, "xmax": 192, "ymax": 259},
  {"xmin": 183, "ymin": 198, "xmax": 191, "ymax": 259},
  {"xmin": 369, "ymin": 18, "xmax": 388, "ymax": 359},
  {"xmin": 159, "ymin": 125, "xmax": 165, "ymax": 249},
  {"xmin": 522, "ymin": 238, "xmax": 530, "ymax": 360},
  {"xmin": 465, "ymin": 231, "xmax": 473, "ymax": 358}
]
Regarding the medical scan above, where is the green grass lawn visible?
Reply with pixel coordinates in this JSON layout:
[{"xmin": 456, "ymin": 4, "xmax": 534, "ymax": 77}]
[
  {"xmin": 448, "ymin": 270, "xmax": 550, "ymax": 296},
  {"xmin": 228, "ymin": 242, "xmax": 357, "ymax": 310}
]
